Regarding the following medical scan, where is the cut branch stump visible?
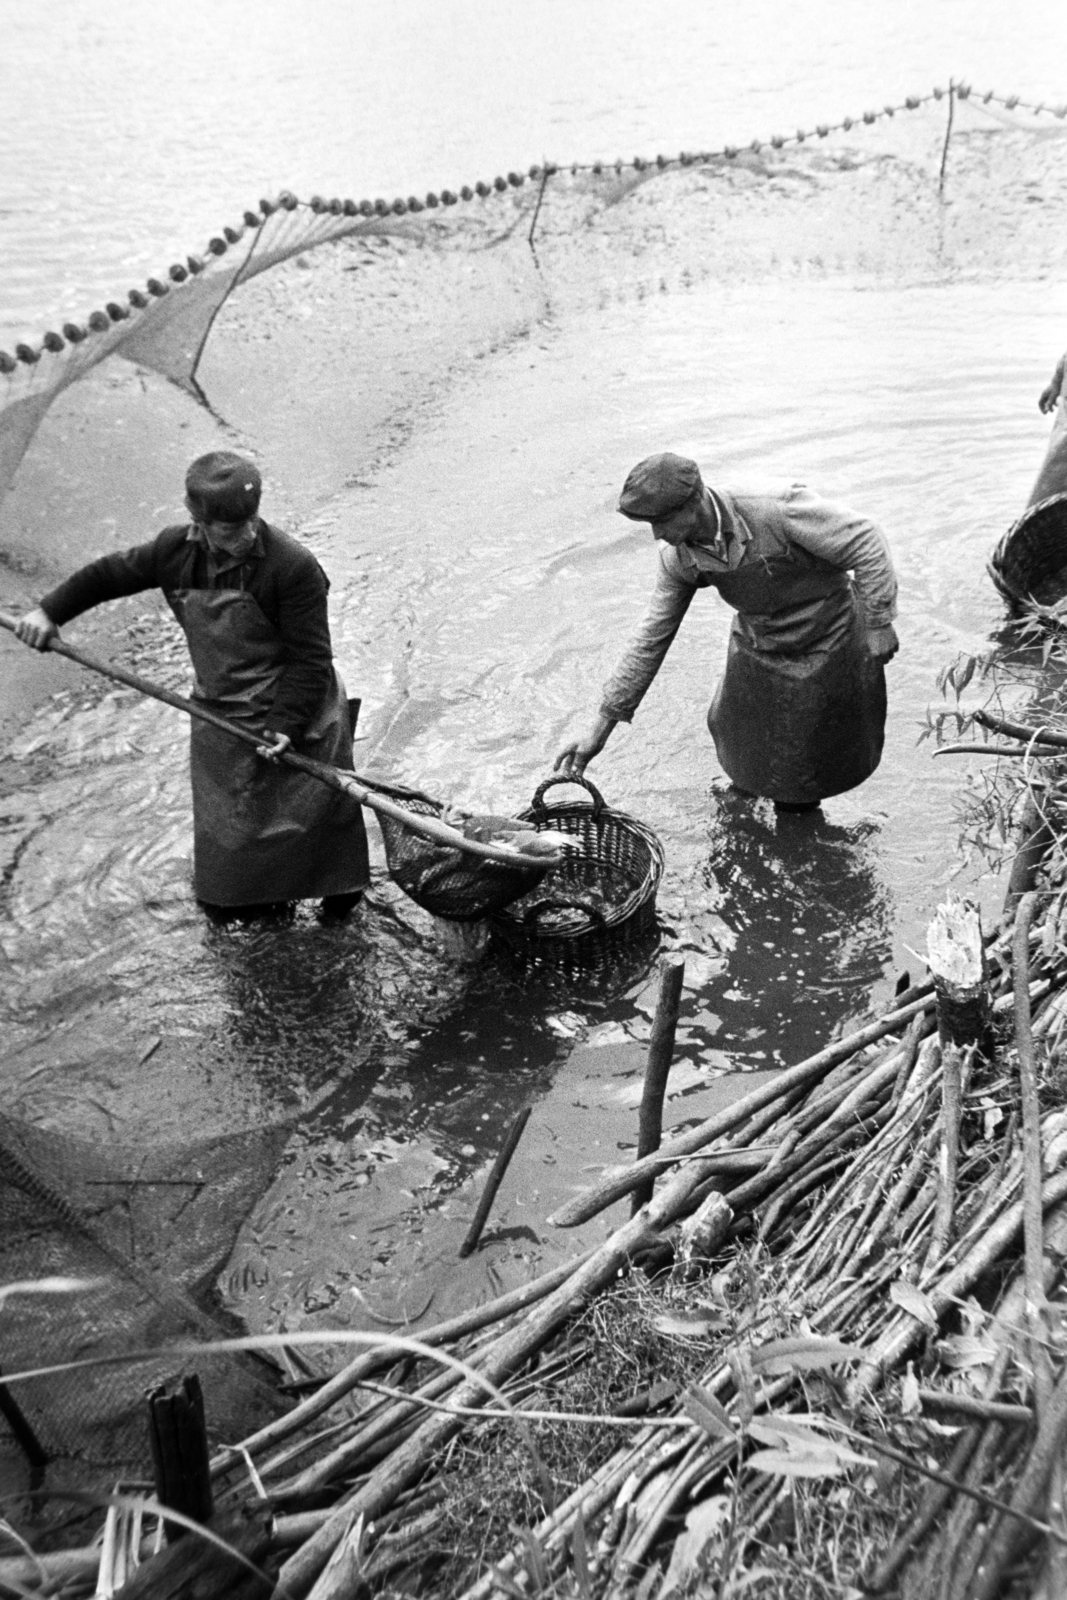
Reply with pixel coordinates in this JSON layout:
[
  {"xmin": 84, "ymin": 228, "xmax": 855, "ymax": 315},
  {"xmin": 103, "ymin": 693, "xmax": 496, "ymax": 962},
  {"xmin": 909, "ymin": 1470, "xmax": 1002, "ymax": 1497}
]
[{"xmin": 148, "ymin": 1374, "xmax": 213, "ymax": 1540}]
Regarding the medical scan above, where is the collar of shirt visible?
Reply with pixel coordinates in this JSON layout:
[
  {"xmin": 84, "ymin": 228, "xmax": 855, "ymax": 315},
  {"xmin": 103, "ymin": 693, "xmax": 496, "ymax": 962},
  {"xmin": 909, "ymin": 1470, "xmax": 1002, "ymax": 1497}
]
[
  {"xmin": 676, "ymin": 491, "xmax": 751, "ymax": 574},
  {"xmin": 186, "ymin": 518, "xmax": 265, "ymax": 577}
]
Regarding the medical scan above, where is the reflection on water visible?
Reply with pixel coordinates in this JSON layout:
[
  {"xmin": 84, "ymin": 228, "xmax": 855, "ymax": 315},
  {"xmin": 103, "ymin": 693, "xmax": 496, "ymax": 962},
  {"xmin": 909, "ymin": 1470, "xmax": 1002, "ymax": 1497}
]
[
  {"xmin": 0, "ymin": 259, "xmax": 1051, "ymax": 1349},
  {"xmin": 701, "ymin": 784, "xmax": 892, "ymax": 1065}
]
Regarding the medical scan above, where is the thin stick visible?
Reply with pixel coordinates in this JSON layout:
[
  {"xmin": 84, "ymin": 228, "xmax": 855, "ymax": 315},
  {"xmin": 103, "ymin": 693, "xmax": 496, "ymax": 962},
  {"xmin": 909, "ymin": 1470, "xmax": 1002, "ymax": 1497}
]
[
  {"xmin": 459, "ymin": 1107, "xmax": 532, "ymax": 1258},
  {"xmin": 276, "ymin": 1155, "xmax": 720, "ymax": 1596},
  {"xmin": 0, "ymin": 610, "xmax": 545, "ymax": 870},
  {"xmin": 527, "ymin": 166, "xmax": 551, "ymax": 248},
  {"xmin": 926, "ymin": 1042, "xmax": 962, "ymax": 1267},
  {"xmin": 1014, "ymin": 892, "xmax": 1050, "ymax": 1419},
  {"xmin": 933, "ymin": 743, "xmax": 1061, "ymax": 758},
  {"xmin": 969, "ymin": 1360, "xmax": 1067, "ymax": 1599},
  {"xmin": 917, "ymin": 1389, "xmax": 1032, "ymax": 1425},
  {"xmin": 938, "ymin": 79, "xmax": 956, "ymax": 198},
  {"xmin": 976, "ymin": 708, "xmax": 1067, "ymax": 750},
  {"xmin": 210, "ymin": 1247, "xmax": 596, "ymax": 1474},
  {"xmin": 632, "ymin": 957, "xmax": 685, "ymax": 1214},
  {"xmin": 548, "ymin": 992, "xmax": 936, "ymax": 1227}
]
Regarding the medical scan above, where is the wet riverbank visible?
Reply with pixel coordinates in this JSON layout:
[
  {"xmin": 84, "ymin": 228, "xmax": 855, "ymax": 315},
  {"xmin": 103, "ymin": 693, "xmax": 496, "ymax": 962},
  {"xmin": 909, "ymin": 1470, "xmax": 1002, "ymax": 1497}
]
[{"xmin": 2, "ymin": 121, "xmax": 1066, "ymax": 1360}]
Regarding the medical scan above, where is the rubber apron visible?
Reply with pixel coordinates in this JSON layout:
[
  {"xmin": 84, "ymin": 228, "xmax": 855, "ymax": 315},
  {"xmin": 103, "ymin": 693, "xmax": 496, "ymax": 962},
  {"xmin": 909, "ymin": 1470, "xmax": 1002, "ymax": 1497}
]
[
  {"xmin": 705, "ymin": 514, "xmax": 886, "ymax": 805},
  {"xmin": 167, "ymin": 587, "xmax": 370, "ymax": 906}
]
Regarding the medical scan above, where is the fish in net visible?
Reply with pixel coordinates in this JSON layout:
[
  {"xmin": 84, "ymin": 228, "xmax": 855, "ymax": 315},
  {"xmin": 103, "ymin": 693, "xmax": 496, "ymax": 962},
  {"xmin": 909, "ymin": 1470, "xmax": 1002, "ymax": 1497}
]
[{"xmin": 360, "ymin": 774, "xmax": 578, "ymax": 922}]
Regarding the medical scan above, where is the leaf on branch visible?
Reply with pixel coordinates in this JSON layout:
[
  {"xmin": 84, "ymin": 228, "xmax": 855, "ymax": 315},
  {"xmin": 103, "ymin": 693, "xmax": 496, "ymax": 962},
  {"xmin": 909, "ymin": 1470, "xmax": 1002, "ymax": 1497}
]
[
  {"xmin": 749, "ymin": 1336, "xmax": 867, "ymax": 1376},
  {"xmin": 658, "ymin": 1497, "xmax": 731, "ymax": 1596},
  {"xmin": 749, "ymin": 1417, "xmax": 835, "ymax": 1452},
  {"xmin": 901, "ymin": 1363, "xmax": 921, "ymax": 1417},
  {"xmin": 652, "ymin": 1311, "xmax": 728, "ymax": 1338},
  {"xmin": 748, "ymin": 1426, "xmax": 875, "ymax": 1478},
  {"xmin": 747, "ymin": 1446, "xmax": 848, "ymax": 1479},
  {"xmin": 683, "ymin": 1385, "xmax": 738, "ymax": 1443},
  {"xmin": 890, "ymin": 1280, "xmax": 938, "ymax": 1328},
  {"xmin": 727, "ymin": 1568, "xmax": 781, "ymax": 1593},
  {"xmin": 936, "ymin": 1334, "xmax": 998, "ymax": 1370}
]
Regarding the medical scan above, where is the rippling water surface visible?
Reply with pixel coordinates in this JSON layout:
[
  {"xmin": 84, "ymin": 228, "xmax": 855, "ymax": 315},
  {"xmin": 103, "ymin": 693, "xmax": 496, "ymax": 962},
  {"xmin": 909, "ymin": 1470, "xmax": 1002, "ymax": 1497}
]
[
  {"xmin": 2, "ymin": 1, "xmax": 1067, "ymax": 1351},
  {"xmin": 3, "ymin": 247, "xmax": 1064, "ymax": 1337}
]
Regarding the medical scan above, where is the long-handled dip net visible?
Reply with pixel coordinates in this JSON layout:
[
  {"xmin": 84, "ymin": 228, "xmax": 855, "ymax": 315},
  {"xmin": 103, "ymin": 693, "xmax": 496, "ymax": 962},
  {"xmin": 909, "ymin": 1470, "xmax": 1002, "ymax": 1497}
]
[{"xmin": 0, "ymin": 612, "xmax": 560, "ymax": 922}]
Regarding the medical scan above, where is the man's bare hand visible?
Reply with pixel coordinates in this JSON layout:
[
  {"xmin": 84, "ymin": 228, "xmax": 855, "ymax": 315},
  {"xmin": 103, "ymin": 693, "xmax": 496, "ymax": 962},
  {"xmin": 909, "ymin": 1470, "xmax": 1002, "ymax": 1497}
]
[
  {"xmin": 553, "ymin": 714, "xmax": 617, "ymax": 778},
  {"xmin": 1040, "ymin": 355, "xmax": 1066, "ymax": 415},
  {"xmin": 867, "ymin": 624, "xmax": 899, "ymax": 665},
  {"xmin": 256, "ymin": 730, "xmax": 292, "ymax": 763},
  {"xmin": 15, "ymin": 607, "xmax": 59, "ymax": 651}
]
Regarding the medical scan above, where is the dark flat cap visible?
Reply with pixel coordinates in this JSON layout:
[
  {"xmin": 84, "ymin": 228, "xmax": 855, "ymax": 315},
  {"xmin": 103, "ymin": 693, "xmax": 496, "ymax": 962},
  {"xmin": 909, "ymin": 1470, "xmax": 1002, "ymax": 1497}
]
[
  {"xmin": 185, "ymin": 451, "xmax": 262, "ymax": 521},
  {"xmin": 618, "ymin": 453, "xmax": 701, "ymax": 520}
]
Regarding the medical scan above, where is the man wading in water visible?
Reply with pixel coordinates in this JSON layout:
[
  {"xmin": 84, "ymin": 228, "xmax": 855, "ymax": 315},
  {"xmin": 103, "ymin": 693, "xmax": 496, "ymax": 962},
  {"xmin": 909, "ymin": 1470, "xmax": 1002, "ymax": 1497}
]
[
  {"xmin": 555, "ymin": 453, "xmax": 899, "ymax": 812},
  {"xmin": 15, "ymin": 451, "xmax": 369, "ymax": 921}
]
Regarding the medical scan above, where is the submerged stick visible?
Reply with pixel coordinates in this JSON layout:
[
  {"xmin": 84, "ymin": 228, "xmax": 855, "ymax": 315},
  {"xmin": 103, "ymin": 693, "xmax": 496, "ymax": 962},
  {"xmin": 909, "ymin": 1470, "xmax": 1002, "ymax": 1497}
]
[
  {"xmin": 632, "ymin": 957, "xmax": 685, "ymax": 1214},
  {"xmin": 459, "ymin": 1106, "xmax": 532, "ymax": 1257}
]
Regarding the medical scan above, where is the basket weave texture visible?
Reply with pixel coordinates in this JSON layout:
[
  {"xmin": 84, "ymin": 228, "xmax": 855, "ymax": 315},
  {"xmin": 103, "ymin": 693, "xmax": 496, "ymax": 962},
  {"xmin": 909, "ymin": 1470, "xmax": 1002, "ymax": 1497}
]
[
  {"xmin": 490, "ymin": 774, "xmax": 665, "ymax": 960},
  {"xmin": 988, "ymin": 491, "xmax": 1067, "ymax": 614},
  {"xmin": 366, "ymin": 777, "xmax": 549, "ymax": 921}
]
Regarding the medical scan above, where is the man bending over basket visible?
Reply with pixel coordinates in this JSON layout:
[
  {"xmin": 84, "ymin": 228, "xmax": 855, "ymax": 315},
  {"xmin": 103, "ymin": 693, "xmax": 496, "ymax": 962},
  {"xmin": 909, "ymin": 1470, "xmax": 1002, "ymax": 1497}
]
[
  {"xmin": 15, "ymin": 451, "xmax": 369, "ymax": 921},
  {"xmin": 555, "ymin": 453, "xmax": 900, "ymax": 813}
]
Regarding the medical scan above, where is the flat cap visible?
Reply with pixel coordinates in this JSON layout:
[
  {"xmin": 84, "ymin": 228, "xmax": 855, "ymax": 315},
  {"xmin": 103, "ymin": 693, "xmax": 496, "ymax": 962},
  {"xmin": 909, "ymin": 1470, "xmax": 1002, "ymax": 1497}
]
[
  {"xmin": 185, "ymin": 451, "xmax": 262, "ymax": 522},
  {"xmin": 618, "ymin": 453, "xmax": 701, "ymax": 520}
]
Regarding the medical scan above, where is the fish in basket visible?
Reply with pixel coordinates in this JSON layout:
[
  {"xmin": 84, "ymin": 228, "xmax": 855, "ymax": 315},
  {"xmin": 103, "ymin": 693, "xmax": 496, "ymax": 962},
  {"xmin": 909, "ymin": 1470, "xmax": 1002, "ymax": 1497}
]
[
  {"xmin": 988, "ymin": 490, "xmax": 1067, "ymax": 617},
  {"xmin": 489, "ymin": 774, "xmax": 665, "ymax": 962},
  {"xmin": 361, "ymin": 775, "xmax": 577, "ymax": 921}
]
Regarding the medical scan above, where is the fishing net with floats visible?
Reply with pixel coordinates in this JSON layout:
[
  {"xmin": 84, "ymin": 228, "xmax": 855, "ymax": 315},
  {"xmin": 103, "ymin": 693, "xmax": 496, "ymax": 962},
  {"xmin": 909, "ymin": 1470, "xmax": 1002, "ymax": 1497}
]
[{"xmin": 0, "ymin": 1110, "xmax": 289, "ymax": 1490}]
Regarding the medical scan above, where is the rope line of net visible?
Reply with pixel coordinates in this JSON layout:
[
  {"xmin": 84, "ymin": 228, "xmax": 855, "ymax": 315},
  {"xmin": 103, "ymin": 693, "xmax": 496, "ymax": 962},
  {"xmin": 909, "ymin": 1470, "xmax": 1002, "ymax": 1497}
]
[
  {"xmin": 0, "ymin": 78, "xmax": 1063, "ymax": 512},
  {"xmin": 2, "ymin": 79, "xmax": 1064, "ymax": 377}
]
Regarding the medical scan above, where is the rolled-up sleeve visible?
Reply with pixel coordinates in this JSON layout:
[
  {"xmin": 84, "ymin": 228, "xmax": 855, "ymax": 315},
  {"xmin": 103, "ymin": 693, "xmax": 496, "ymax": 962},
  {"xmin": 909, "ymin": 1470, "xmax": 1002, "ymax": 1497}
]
[
  {"xmin": 598, "ymin": 549, "xmax": 697, "ymax": 722},
  {"xmin": 781, "ymin": 484, "xmax": 897, "ymax": 627}
]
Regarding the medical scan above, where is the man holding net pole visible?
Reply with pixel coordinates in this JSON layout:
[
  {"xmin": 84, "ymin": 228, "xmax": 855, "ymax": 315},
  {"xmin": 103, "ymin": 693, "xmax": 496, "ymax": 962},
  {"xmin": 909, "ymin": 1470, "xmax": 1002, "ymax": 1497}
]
[
  {"xmin": 555, "ymin": 452, "xmax": 900, "ymax": 813},
  {"xmin": 14, "ymin": 451, "xmax": 370, "ymax": 921}
]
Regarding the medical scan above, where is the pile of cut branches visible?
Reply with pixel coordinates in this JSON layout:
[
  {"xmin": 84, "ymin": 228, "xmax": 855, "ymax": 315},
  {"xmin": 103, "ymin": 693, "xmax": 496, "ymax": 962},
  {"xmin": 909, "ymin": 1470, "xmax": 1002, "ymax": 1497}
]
[{"xmin": 9, "ymin": 683, "xmax": 1067, "ymax": 1597}]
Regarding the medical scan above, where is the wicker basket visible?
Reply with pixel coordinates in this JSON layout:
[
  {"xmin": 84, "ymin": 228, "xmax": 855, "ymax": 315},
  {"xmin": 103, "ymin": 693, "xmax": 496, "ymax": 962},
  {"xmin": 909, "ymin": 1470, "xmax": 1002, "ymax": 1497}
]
[
  {"xmin": 988, "ymin": 491, "xmax": 1067, "ymax": 616},
  {"xmin": 489, "ymin": 774, "xmax": 665, "ymax": 964}
]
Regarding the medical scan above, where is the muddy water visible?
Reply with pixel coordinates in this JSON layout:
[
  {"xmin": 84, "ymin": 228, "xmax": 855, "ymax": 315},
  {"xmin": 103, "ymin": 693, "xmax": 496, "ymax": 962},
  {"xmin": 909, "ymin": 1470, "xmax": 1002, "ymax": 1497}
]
[{"xmin": 2, "ymin": 167, "xmax": 1066, "ymax": 1351}]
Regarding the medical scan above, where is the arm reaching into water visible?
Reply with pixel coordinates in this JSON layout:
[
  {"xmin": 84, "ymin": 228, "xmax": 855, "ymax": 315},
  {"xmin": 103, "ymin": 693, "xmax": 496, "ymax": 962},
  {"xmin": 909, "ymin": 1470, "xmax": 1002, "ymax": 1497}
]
[
  {"xmin": 1040, "ymin": 352, "xmax": 1067, "ymax": 415},
  {"xmin": 553, "ymin": 554, "xmax": 696, "ymax": 775}
]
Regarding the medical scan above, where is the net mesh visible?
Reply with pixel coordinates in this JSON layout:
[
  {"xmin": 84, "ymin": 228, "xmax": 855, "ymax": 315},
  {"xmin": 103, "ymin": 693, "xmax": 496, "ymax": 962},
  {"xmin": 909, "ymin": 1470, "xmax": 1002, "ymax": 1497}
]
[
  {"xmin": 3, "ymin": 90, "xmax": 1067, "ymax": 514},
  {"xmin": 362, "ymin": 776, "xmax": 552, "ymax": 921},
  {"xmin": 0, "ymin": 1110, "xmax": 289, "ymax": 1487}
]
